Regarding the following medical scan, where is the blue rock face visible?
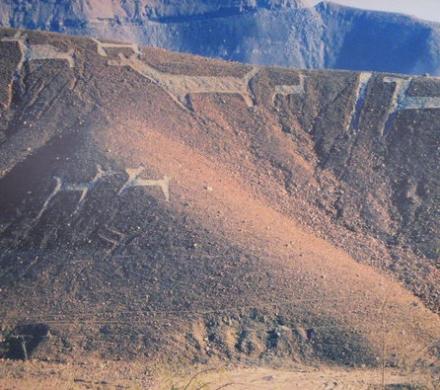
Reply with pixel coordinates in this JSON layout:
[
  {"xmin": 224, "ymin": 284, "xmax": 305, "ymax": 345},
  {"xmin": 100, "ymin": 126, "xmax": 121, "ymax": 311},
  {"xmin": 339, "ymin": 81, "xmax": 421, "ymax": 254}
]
[
  {"xmin": 1, "ymin": 0, "xmax": 440, "ymax": 75},
  {"xmin": 317, "ymin": 2, "xmax": 440, "ymax": 75}
]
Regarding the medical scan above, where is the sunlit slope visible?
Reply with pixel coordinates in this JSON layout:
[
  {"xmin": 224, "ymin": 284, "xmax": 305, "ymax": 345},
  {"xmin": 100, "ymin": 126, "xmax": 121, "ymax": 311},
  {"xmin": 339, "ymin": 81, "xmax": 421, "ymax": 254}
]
[{"xmin": 0, "ymin": 29, "xmax": 438, "ymax": 372}]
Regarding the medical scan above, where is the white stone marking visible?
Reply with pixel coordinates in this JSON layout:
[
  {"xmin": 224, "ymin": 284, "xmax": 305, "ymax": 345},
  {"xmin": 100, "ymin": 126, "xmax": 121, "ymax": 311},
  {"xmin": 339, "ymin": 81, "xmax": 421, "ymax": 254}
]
[
  {"xmin": 118, "ymin": 167, "xmax": 170, "ymax": 202},
  {"xmin": 98, "ymin": 226, "xmax": 127, "ymax": 256},
  {"xmin": 64, "ymin": 165, "xmax": 115, "ymax": 214},
  {"xmin": 33, "ymin": 176, "xmax": 63, "ymax": 223},
  {"xmin": 1, "ymin": 32, "xmax": 75, "ymax": 69},
  {"xmin": 347, "ymin": 72, "xmax": 372, "ymax": 131},
  {"xmin": 108, "ymin": 53, "xmax": 258, "ymax": 110},
  {"xmin": 383, "ymin": 77, "xmax": 412, "ymax": 114},
  {"xmin": 33, "ymin": 165, "xmax": 115, "ymax": 223},
  {"xmin": 92, "ymin": 38, "xmax": 141, "ymax": 57},
  {"xmin": 29, "ymin": 45, "xmax": 75, "ymax": 68},
  {"xmin": 2, "ymin": 32, "xmax": 27, "ymax": 73},
  {"xmin": 400, "ymin": 95, "xmax": 440, "ymax": 110},
  {"xmin": 272, "ymin": 74, "xmax": 305, "ymax": 104},
  {"xmin": 381, "ymin": 76, "xmax": 440, "ymax": 135}
]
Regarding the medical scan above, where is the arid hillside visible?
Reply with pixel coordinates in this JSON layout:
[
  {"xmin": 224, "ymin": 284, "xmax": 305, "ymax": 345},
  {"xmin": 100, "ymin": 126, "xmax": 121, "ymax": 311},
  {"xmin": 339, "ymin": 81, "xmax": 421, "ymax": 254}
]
[{"xmin": 0, "ymin": 28, "xmax": 439, "ymax": 387}]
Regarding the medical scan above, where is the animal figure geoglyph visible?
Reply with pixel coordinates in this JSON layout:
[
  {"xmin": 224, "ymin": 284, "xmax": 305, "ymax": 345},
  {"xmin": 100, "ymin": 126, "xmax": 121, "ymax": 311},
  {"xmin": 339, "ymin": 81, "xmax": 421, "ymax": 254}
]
[
  {"xmin": 33, "ymin": 165, "xmax": 170, "ymax": 225},
  {"xmin": 1, "ymin": 31, "xmax": 75, "ymax": 70}
]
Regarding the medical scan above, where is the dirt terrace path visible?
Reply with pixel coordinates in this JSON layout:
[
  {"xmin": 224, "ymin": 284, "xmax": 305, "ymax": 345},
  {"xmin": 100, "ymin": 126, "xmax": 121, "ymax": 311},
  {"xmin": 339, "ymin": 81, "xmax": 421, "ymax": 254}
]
[{"xmin": 0, "ymin": 360, "xmax": 434, "ymax": 389}]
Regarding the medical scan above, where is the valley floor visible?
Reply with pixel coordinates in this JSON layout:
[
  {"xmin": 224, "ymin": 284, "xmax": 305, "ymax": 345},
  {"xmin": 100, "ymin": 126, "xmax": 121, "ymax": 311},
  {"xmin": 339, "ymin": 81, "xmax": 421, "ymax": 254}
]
[{"xmin": 0, "ymin": 359, "xmax": 435, "ymax": 389}]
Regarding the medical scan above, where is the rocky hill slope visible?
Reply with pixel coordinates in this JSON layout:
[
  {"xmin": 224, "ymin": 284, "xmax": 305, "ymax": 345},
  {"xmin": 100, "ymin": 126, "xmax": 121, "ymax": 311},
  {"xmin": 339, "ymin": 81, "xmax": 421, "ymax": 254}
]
[
  {"xmin": 1, "ymin": 1, "xmax": 440, "ymax": 75},
  {"xmin": 0, "ymin": 28, "xmax": 439, "ymax": 384}
]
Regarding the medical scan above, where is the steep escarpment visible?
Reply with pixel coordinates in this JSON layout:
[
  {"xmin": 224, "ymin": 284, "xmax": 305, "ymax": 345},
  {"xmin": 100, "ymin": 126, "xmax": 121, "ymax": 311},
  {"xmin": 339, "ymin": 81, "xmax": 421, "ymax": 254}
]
[
  {"xmin": 145, "ymin": 0, "xmax": 309, "ymax": 21},
  {"xmin": 0, "ymin": 0, "xmax": 310, "ymax": 26},
  {"xmin": 317, "ymin": 2, "xmax": 439, "ymax": 75},
  {"xmin": 0, "ymin": 29, "xmax": 438, "ymax": 384},
  {"xmin": 1, "ymin": 1, "xmax": 440, "ymax": 75}
]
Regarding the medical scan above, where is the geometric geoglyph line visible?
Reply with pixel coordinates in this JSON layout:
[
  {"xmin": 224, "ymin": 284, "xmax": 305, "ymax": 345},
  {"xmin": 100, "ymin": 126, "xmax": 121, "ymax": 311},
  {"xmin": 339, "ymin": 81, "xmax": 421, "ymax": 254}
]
[
  {"xmin": 381, "ymin": 76, "xmax": 440, "ymax": 136},
  {"xmin": 1, "ymin": 31, "xmax": 75, "ymax": 71},
  {"xmin": 92, "ymin": 38, "xmax": 141, "ymax": 58},
  {"xmin": 348, "ymin": 72, "xmax": 372, "ymax": 132}
]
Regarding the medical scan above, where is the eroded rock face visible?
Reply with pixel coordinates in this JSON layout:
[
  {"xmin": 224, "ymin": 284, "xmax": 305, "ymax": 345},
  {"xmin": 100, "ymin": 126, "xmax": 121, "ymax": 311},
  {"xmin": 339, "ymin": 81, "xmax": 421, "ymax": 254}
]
[
  {"xmin": 1, "ymin": 1, "xmax": 440, "ymax": 75},
  {"xmin": 0, "ymin": 0, "xmax": 309, "ymax": 26},
  {"xmin": 145, "ymin": 0, "xmax": 309, "ymax": 20},
  {"xmin": 0, "ymin": 29, "xmax": 438, "ymax": 374}
]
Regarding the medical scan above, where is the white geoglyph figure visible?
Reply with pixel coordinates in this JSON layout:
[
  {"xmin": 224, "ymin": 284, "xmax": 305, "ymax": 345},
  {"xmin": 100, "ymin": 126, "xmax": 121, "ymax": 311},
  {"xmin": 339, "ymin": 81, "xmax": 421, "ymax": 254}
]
[
  {"xmin": 272, "ymin": 74, "xmax": 305, "ymax": 104},
  {"xmin": 1, "ymin": 31, "xmax": 75, "ymax": 69},
  {"xmin": 29, "ymin": 45, "xmax": 75, "ymax": 68},
  {"xmin": 271, "ymin": 72, "xmax": 373, "ymax": 133},
  {"xmin": 1, "ymin": 32, "xmax": 27, "ymax": 73},
  {"xmin": 348, "ymin": 72, "xmax": 372, "ymax": 131},
  {"xmin": 106, "ymin": 51, "xmax": 258, "ymax": 110},
  {"xmin": 381, "ymin": 76, "xmax": 440, "ymax": 135},
  {"xmin": 34, "ymin": 165, "xmax": 116, "ymax": 223},
  {"xmin": 92, "ymin": 38, "xmax": 141, "ymax": 57},
  {"xmin": 33, "ymin": 165, "xmax": 171, "ymax": 224},
  {"xmin": 118, "ymin": 167, "xmax": 170, "ymax": 202}
]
